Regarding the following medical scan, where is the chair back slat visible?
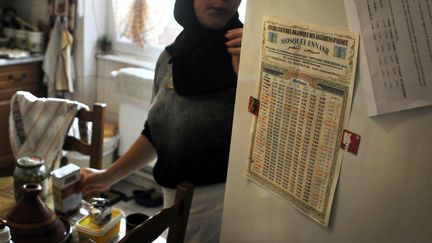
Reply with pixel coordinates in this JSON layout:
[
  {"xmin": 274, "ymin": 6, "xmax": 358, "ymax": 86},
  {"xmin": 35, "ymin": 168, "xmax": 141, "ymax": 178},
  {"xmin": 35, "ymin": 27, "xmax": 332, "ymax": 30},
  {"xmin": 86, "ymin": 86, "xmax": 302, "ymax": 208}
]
[
  {"xmin": 63, "ymin": 103, "xmax": 106, "ymax": 170},
  {"xmin": 63, "ymin": 137, "xmax": 92, "ymax": 155},
  {"xmin": 167, "ymin": 182, "xmax": 194, "ymax": 242},
  {"xmin": 123, "ymin": 207, "xmax": 177, "ymax": 242},
  {"xmin": 88, "ymin": 103, "xmax": 105, "ymax": 169},
  {"xmin": 119, "ymin": 182, "xmax": 194, "ymax": 243}
]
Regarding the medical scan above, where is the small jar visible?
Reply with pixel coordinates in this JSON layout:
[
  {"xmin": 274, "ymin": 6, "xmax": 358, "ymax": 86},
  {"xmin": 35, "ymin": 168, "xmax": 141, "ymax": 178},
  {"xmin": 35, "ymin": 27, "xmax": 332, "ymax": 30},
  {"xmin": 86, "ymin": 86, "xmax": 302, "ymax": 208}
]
[
  {"xmin": 27, "ymin": 31, "xmax": 44, "ymax": 54},
  {"xmin": 14, "ymin": 29, "xmax": 27, "ymax": 50},
  {"xmin": 0, "ymin": 219, "xmax": 13, "ymax": 243},
  {"xmin": 89, "ymin": 197, "xmax": 112, "ymax": 226},
  {"xmin": 3, "ymin": 28, "xmax": 15, "ymax": 41},
  {"xmin": 13, "ymin": 156, "xmax": 48, "ymax": 202}
]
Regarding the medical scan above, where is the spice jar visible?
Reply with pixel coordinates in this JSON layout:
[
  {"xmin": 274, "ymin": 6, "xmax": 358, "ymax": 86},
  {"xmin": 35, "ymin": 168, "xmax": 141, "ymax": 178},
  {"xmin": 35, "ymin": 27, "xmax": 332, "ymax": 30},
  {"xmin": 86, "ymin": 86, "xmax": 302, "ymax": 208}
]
[
  {"xmin": 89, "ymin": 197, "xmax": 112, "ymax": 226},
  {"xmin": 13, "ymin": 156, "xmax": 48, "ymax": 202}
]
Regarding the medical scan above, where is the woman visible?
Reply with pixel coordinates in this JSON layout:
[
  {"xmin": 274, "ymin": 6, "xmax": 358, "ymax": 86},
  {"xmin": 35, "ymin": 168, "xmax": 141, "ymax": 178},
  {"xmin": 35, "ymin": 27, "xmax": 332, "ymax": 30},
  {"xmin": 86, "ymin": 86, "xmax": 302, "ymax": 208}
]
[{"xmin": 80, "ymin": 0, "xmax": 243, "ymax": 242}]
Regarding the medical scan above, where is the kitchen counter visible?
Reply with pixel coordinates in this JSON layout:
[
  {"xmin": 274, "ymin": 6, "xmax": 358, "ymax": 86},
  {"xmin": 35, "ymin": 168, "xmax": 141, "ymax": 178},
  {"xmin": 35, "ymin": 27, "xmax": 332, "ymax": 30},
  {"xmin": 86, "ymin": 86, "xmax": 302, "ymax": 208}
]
[{"xmin": 0, "ymin": 54, "xmax": 43, "ymax": 67}]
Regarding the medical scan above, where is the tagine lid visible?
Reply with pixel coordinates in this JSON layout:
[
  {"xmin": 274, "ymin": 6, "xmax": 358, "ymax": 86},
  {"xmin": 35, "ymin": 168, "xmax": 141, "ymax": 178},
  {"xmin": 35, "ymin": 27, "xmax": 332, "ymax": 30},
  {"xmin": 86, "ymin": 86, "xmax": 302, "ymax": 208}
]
[
  {"xmin": 6, "ymin": 183, "xmax": 72, "ymax": 243},
  {"xmin": 7, "ymin": 184, "xmax": 52, "ymax": 224}
]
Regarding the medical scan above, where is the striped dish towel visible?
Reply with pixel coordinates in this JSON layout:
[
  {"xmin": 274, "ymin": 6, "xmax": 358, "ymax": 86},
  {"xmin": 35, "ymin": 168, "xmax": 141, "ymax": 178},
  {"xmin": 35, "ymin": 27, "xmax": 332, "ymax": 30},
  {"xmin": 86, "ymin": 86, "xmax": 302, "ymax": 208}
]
[{"xmin": 9, "ymin": 91, "xmax": 88, "ymax": 173}]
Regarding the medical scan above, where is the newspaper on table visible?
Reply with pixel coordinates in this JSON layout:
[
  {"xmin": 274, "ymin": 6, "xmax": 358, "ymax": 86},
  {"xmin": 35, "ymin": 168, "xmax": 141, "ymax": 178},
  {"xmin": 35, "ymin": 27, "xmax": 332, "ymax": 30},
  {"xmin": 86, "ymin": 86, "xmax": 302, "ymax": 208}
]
[{"xmin": 246, "ymin": 16, "xmax": 359, "ymax": 226}]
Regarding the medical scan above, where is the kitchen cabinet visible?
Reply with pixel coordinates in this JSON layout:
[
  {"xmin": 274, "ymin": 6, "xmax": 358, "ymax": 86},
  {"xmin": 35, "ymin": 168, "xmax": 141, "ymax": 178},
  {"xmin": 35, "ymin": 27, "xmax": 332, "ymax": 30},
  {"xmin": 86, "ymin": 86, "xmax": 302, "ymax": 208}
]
[{"xmin": 0, "ymin": 59, "xmax": 45, "ymax": 176}]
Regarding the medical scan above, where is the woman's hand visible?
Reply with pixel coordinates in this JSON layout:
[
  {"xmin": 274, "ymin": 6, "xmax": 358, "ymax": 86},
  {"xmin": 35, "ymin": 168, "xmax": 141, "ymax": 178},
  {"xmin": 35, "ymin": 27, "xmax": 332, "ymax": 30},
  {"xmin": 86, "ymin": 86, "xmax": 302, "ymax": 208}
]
[
  {"xmin": 225, "ymin": 28, "xmax": 243, "ymax": 75},
  {"xmin": 78, "ymin": 135, "xmax": 156, "ymax": 196},
  {"xmin": 79, "ymin": 167, "xmax": 111, "ymax": 196}
]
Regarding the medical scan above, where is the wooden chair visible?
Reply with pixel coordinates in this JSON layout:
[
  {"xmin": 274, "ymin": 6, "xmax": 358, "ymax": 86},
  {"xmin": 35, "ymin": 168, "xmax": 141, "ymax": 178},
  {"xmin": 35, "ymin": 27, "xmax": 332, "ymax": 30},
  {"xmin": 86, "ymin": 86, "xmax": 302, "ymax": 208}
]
[
  {"xmin": 62, "ymin": 103, "xmax": 106, "ymax": 170},
  {"xmin": 2, "ymin": 102, "xmax": 106, "ymax": 178},
  {"xmin": 119, "ymin": 182, "xmax": 194, "ymax": 243}
]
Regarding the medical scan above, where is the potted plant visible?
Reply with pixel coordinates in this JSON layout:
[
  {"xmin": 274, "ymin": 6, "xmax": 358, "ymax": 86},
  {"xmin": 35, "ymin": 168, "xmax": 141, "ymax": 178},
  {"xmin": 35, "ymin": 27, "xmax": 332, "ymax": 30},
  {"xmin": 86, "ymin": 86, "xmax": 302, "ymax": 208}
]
[{"xmin": 99, "ymin": 34, "xmax": 112, "ymax": 53}]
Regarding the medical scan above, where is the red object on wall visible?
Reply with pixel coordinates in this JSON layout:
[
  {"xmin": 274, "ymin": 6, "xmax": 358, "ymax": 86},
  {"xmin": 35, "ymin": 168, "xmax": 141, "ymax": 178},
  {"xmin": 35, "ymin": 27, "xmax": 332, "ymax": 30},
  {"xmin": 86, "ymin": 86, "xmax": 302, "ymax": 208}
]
[{"xmin": 340, "ymin": 129, "xmax": 361, "ymax": 155}]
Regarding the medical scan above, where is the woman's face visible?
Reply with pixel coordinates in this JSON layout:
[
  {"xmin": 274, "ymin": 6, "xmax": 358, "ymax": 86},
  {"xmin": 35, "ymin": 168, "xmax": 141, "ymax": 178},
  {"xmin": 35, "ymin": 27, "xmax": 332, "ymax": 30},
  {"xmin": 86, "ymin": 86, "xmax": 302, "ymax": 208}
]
[{"xmin": 194, "ymin": 0, "xmax": 241, "ymax": 29}]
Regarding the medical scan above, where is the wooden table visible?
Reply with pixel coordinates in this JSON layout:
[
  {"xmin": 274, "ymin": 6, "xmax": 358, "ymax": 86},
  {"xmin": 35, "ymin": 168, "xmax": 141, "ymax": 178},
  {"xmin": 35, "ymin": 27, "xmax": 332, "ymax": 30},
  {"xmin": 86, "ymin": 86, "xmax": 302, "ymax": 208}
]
[
  {"xmin": 0, "ymin": 176, "xmax": 166, "ymax": 243},
  {"xmin": 0, "ymin": 177, "xmax": 17, "ymax": 218}
]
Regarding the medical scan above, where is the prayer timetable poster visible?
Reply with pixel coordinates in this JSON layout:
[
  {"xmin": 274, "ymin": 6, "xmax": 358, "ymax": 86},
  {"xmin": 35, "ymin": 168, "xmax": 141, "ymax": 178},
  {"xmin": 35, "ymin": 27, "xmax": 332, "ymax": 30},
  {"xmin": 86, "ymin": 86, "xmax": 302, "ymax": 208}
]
[{"xmin": 246, "ymin": 16, "xmax": 359, "ymax": 226}]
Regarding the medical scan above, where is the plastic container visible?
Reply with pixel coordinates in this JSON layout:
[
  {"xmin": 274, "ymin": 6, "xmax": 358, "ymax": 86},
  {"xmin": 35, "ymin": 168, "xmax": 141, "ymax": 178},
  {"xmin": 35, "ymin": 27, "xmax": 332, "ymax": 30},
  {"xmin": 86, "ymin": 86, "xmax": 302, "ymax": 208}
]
[
  {"xmin": 27, "ymin": 31, "xmax": 44, "ymax": 53},
  {"xmin": 75, "ymin": 208, "xmax": 124, "ymax": 243},
  {"xmin": 0, "ymin": 37, "xmax": 8, "ymax": 48},
  {"xmin": 3, "ymin": 28, "xmax": 15, "ymax": 41},
  {"xmin": 14, "ymin": 29, "xmax": 27, "ymax": 50}
]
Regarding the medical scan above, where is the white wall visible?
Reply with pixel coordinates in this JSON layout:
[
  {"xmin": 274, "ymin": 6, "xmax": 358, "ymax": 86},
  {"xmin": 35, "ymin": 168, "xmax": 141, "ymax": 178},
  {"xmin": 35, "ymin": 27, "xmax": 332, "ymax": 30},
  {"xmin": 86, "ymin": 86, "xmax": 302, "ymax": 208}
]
[
  {"xmin": 74, "ymin": 0, "xmax": 107, "ymax": 106},
  {"xmin": 96, "ymin": 57, "xmax": 128, "ymax": 123},
  {"xmin": 220, "ymin": 0, "xmax": 432, "ymax": 242}
]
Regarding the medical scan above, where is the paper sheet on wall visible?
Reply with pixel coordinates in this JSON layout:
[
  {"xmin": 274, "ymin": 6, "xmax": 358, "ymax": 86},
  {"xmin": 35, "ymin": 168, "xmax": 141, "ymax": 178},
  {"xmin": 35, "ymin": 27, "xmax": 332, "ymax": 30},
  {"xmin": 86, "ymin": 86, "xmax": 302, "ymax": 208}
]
[
  {"xmin": 246, "ymin": 16, "xmax": 359, "ymax": 226},
  {"xmin": 346, "ymin": 0, "xmax": 432, "ymax": 116}
]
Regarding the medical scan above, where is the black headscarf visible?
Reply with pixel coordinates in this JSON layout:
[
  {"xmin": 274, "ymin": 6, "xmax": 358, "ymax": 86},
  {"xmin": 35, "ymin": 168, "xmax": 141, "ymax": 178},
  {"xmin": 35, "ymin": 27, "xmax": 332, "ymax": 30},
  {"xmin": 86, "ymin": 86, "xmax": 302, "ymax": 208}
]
[{"xmin": 165, "ymin": 0, "xmax": 243, "ymax": 94}]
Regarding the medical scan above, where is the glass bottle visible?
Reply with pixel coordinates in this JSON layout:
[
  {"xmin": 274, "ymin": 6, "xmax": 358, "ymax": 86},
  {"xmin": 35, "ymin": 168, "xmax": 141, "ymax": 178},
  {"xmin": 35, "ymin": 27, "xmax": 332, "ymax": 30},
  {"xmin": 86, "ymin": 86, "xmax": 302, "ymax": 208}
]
[{"xmin": 13, "ymin": 156, "xmax": 48, "ymax": 202}]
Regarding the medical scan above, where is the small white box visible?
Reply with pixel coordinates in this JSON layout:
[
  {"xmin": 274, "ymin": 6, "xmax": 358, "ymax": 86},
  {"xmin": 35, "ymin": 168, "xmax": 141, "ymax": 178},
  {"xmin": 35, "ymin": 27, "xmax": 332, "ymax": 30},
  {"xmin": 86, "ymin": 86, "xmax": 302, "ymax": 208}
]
[{"xmin": 51, "ymin": 163, "xmax": 82, "ymax": 214}]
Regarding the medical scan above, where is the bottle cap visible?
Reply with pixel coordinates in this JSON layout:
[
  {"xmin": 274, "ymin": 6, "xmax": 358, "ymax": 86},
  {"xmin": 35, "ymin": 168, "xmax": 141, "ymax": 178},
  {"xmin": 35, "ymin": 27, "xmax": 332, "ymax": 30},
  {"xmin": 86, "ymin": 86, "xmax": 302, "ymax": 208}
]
[{"xmin": 0, "ymin": 219, "xmax": 11, "ymax": 242}]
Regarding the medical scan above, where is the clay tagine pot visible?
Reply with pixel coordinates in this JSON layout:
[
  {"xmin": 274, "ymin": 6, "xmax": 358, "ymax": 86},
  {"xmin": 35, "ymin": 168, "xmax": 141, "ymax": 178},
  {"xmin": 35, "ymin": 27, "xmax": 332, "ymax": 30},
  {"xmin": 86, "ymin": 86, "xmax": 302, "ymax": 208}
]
[{"xmin": 6, "ymin": 183, "xmax": 72, "ymax": 243}]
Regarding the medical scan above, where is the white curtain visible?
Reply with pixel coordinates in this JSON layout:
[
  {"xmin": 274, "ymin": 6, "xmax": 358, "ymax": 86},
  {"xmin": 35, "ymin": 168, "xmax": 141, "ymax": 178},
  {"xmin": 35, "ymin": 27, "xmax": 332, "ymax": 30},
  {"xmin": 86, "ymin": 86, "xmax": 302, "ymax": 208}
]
[{"xmin": 112, "ymin": 0, "xmax": 173, "ymax": 48}]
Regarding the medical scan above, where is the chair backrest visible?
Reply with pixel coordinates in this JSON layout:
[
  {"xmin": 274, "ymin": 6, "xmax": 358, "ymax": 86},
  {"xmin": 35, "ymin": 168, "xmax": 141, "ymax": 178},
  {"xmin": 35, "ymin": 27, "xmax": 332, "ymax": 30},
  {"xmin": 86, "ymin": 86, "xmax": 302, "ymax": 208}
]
[
  {"xmin": 62, "ymin": 103, "xmax": 106, "ymax": 169},
  {"xmin": 119, "ymin": 182, "xmax": 194, "ymax": 243}
]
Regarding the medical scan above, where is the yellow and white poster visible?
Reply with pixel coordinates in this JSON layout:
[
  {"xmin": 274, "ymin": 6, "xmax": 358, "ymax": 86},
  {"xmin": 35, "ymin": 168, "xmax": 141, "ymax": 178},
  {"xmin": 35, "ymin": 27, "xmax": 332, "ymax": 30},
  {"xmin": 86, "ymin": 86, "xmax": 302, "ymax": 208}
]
[{"xmin": 247, "ymin": 16, "xmax": 359, "ymax": 226}]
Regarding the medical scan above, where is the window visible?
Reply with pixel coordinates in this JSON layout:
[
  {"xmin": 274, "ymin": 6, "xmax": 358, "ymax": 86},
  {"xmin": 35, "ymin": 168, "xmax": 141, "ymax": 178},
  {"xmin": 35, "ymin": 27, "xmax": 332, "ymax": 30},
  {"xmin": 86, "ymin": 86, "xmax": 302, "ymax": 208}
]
[
  {"xmin": 108, "ymin": 0, "xmax": 247, "ymax": 62},
  {"xmin": 111, "ymin": 0, "xmax": 181, "ymax": 47}
]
